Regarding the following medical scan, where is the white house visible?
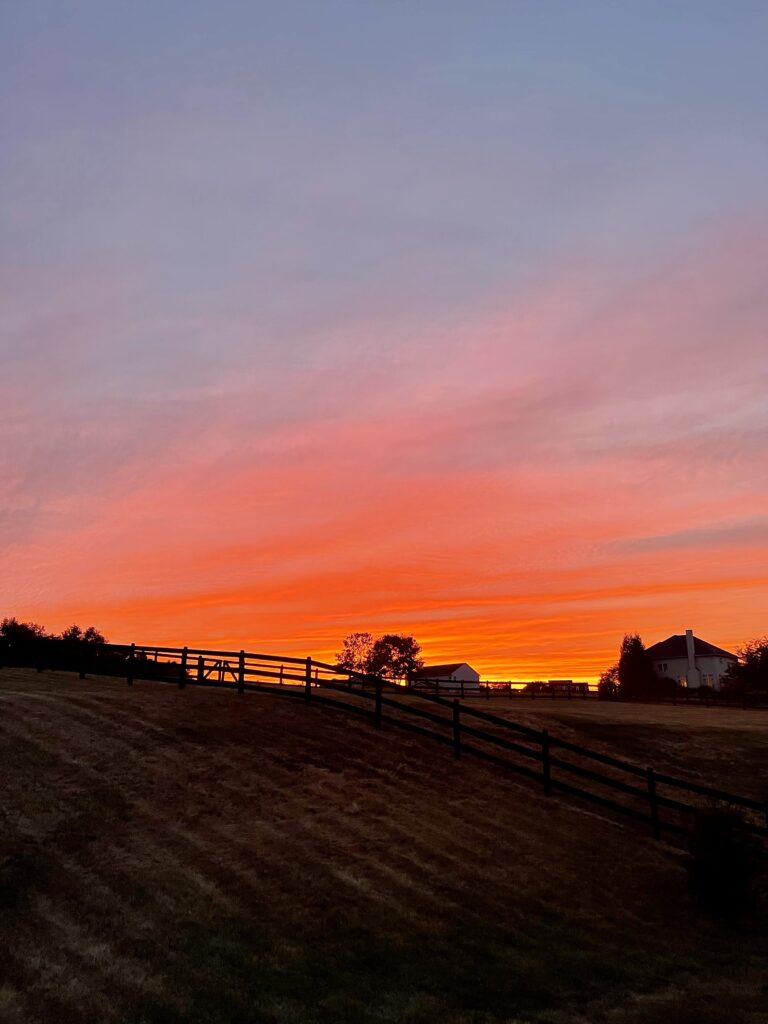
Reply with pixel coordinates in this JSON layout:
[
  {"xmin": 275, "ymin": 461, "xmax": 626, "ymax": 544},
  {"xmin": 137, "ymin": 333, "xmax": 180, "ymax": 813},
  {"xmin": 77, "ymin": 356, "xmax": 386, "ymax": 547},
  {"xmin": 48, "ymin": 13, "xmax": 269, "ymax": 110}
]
[
  {"xmin": 413, "ymin": 662, "xmax": 481, "ymax": 691},
  {"xmin": 645, "ymin": 629, "xmax": 737, "ymax": 690}
]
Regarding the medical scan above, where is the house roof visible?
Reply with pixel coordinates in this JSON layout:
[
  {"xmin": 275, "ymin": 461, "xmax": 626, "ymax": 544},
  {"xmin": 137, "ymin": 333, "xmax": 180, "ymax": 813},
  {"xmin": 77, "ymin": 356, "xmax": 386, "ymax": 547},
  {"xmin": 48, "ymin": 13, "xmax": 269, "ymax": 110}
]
[
  {"xmin": 645, "ymin": 634, "xmax": 737, "ymax": 661},
  {"xmin": 416, "ymin": 663, "xmax": 472, "ymax": 678}
]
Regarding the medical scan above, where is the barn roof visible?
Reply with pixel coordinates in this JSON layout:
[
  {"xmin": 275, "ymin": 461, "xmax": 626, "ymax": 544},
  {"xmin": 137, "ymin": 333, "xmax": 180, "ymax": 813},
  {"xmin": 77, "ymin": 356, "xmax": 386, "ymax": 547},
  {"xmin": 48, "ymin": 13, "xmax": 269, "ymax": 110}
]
[
  {"xmin": 645, "ymin": 635, "xmax": 737, "ymax": 661},
  {"xmin": 416, "ymin": 663, "xmax": 472, "ymax": 677}
]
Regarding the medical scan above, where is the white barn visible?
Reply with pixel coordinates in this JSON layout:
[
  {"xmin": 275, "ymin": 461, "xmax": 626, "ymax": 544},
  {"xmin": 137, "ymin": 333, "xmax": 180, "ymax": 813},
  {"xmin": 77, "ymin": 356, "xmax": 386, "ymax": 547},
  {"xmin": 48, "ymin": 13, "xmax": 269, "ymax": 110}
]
[
  {"xmin": 645, "ymin": 629, "xmax": 737, "ymax": 690},
  {"xmin": 413, "ymin": 662, "xmax": 481, "ymax": 691}
]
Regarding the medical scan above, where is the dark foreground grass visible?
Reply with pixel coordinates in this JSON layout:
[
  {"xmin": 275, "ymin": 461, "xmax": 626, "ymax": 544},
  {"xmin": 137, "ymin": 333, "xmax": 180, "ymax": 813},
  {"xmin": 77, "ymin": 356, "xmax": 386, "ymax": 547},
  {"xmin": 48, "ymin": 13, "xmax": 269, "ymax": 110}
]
[
  {"xmin": 1, "ymin": 670, "xmax": 766, "ymax": 1024},
  {"xmin": 117, "ymin": 915, "xmax": 709, "ymax": 1024}
]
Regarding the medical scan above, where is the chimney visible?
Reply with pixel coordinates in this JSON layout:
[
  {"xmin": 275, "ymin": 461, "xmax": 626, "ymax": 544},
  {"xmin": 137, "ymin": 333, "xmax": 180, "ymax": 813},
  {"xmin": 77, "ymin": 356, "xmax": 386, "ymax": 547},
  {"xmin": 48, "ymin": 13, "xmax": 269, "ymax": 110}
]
[{"xmin": 685, "ymin": 629, "xmax": 697, "ymax": 684}]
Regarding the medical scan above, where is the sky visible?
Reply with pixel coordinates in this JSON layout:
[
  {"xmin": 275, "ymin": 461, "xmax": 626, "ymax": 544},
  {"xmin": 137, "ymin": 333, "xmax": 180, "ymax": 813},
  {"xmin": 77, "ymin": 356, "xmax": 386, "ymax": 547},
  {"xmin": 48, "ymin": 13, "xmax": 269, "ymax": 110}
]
[{"xmin": 2, "ymin": 1, "xmax": 767, "ymax": 679}]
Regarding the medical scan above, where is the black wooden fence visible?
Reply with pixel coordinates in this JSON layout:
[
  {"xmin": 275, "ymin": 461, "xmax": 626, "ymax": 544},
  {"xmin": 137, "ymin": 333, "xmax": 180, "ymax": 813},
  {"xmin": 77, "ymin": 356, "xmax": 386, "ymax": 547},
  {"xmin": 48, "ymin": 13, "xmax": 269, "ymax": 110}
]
[
  {"xmin": 2, "ymin": 637, "xmax": 767, "ymax": 850},
  {"xmin": 414, "ymin": 678, "xmax": 768, "ymax": 708}
]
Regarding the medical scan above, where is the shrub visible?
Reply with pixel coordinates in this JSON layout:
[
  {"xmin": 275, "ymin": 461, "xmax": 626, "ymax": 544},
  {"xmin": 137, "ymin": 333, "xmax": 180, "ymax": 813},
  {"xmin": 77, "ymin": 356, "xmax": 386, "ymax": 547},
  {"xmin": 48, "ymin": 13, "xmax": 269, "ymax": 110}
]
[
  {"xmin": 648, "ymin": 675, "xmax": 677, "ymax": 699},
  {"xmin": 686, "ymin": 805, "xmax": 758, "ymax": 915}
]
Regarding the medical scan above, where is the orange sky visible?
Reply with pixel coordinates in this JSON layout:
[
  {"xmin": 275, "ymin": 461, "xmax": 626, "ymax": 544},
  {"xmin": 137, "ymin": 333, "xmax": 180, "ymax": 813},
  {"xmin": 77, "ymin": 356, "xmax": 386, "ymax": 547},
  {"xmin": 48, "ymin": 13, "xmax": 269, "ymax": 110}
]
[
  {"xmin": 3, "ymin": 8, "xmax": 768, "ymax": 679},
  {"xmin": 5, "ymin": 229, "xmax": 767, "ymax": 680}
]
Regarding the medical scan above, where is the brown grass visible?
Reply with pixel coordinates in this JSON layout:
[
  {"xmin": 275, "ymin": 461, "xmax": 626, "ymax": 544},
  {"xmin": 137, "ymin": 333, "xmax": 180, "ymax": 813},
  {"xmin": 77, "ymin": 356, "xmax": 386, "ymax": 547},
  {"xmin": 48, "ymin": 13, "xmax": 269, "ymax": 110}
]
[
  {"xmin": 0, "ymin": 669, "xmax": 766, "ymax": 1024},
  {"xmin": 474, "ymin": 697, "xmax": 768, "ymax": 801}
]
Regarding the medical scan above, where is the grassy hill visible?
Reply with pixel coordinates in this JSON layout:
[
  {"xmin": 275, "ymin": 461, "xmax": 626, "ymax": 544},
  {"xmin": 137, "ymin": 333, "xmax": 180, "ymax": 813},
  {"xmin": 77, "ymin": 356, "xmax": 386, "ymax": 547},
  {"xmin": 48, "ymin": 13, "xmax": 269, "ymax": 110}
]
[
  {"xmin": 463, "ymin": 697, "xmax": 768, "ymax": 802},
  {"xmin": 1, "ymin": 670, "xmax": 766, "ymax": 1024}
]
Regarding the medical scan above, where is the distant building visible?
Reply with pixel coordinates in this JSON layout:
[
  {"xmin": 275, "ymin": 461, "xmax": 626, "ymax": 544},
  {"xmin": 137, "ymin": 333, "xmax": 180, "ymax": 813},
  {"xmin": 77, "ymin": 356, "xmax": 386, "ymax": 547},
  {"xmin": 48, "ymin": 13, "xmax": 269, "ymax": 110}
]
[
  {"xmin": 546, "ymin": 680, "xmax": 590, "ymax": 695},
  {"xmin": 522, "ymin": 680, "xmax": 590, "ymax": 695},
  {"xmin": 645, "ymin": 629, "xmax": 737, "ymax": 689},
  {"xmin": 413, "ymin": 662, "xmax": 481, "ymax": 691}
]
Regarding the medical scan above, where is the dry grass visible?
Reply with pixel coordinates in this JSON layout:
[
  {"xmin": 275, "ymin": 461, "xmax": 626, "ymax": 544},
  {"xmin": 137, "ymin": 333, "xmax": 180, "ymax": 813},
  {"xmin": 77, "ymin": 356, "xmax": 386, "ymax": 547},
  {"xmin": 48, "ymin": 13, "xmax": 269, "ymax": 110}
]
[
  {"xmin": 476, "ymin": 698, "xmax": 768, "ymax": 801},
  {"xmin": 0, "ymin": 669, "xmax": 766, "ymax": 1024}
]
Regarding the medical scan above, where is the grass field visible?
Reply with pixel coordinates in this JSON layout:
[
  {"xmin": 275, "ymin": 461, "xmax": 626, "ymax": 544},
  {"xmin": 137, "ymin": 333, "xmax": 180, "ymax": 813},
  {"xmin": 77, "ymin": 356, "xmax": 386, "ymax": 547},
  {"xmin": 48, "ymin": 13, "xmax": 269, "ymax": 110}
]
[
  {"xmin": 464, "ymin": 697, "xmax": 768, "ymax": 802},
  {"xmin": 1, "ymin": 670, "xmax": 767, "ymax": 1024}
]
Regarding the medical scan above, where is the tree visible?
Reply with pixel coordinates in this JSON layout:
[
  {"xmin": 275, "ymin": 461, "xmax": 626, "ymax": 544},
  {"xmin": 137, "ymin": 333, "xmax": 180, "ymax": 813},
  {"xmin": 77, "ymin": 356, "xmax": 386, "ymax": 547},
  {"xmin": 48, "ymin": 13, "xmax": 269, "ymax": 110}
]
[
  {"xmin": 337, "ymin": 632, "xmax": 375, "ymax": 674},
  {"xmin": 60, "ymin": 624, "xmax": 107, "ymax": 644},
  {"xmin": 0, "ymin": 617, "xmax": 50, "ymax": 642},
  {"xmin": 597, "ymin": 663, "xmax": 619, "ymax": 699},
  {"xmin": 336, "ymin": 631, "xmax": 424, "ymax": 681},
  {"xmin": 367, "ymin": 634, "xmax": 424, "ymax": 681},
  {"xmin": 724, "ymin": 637, "xmax": 768, "ymax": 694},
  {"xmin": 617, "ymin": 633, "xmax": 656, "ymax": 698},
  {"xmin": 82, "ymin": 625, "xmax": 106, "ymax": 644}
]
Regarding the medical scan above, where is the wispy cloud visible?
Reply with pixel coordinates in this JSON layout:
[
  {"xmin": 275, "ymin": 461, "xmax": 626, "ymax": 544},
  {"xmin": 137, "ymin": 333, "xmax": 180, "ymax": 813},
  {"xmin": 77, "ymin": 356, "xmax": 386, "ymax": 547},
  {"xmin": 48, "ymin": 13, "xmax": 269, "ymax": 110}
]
[{"xmin": 617, "ymin": 518, "xmax": 768, "ymax": 554}]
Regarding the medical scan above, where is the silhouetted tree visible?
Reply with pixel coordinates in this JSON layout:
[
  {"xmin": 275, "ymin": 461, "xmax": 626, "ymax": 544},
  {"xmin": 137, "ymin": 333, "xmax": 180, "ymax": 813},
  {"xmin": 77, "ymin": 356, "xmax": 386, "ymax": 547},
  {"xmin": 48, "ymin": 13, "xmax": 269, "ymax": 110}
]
[
  {"xmin": 724, "ymin": 637, "xmax": 768, "ymax": 695},
  {"xmin": 60, "ymin": 623, "xmax": 107, "ymax": 646},
  {"xmin": 0, "ymin": 617, "xmax": 53, "ymax": 670},
  {"xmin": 337, "ymin": 632, "xmax": 375, "ymax": 674},
  {"xmin": 368, "ymin": 634, "xmax": 424, "ymax": 681},
  {"xmin": 0, "ymin": 617, "xmax": 50, "ymax": 641},
  {"xmin": 597, "ymin": 663, "xmax": 619, "ymax": 699},
  {"xmin": 1, "ymin": 617, "xmax": 108, "ymax": 671},
  {"xmin": 82, "ymin": 625, "xmax": 106, "ymax": 644},
  {"xmin": 337, "ymin": 631, "xmax": 424, "ymax": 681},
  {"xmin": 617, "ymin": 633, "xmax": 656, "ymax": 698}
]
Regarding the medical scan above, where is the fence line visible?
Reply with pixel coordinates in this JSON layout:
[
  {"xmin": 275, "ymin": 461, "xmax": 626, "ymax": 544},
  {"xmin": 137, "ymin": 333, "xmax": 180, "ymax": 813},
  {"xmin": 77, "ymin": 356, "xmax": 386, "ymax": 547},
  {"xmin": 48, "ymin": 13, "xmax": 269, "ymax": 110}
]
[
  {"xmin": 2, "ymin": 637, "xmax": 767, "ymax": 848},
  {"xmin": 410, "ymin": 678, "xmax": 767, "ymax": 709}
]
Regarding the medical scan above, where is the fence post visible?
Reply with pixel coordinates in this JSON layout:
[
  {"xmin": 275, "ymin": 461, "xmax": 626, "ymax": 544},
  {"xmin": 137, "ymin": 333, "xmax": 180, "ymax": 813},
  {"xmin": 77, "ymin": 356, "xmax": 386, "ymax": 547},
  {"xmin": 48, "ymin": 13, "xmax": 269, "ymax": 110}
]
[
  {"xmin": 179, "ymin": 646, "xmax": 188, "ymax": 689},
  {"xmin": 453, "ymin": 699, "xmax": 461, "ymax": 758},
  {"xmin": 126, "ymin": 643, "xmax": 135, "ymax": 686},
  {"xmin": 460, "ymin": 679, "xmax": 464, "ymax": 699},
  {"xmin": 238, "ymin": 650, "xmax": 245, "ymax": 695},
  {"xmin": 375, "ymin": 677, "xmax": 382, "ymax": 728},
  {"xmin": 646, "ymin": 767, "xmax": 660, "ymax": 839},
  {"xmin": 279, "ymin": 664, "xmax": 284, "ymax": 686},
  {"xmin": 542, "ymin": 729, "xmax": 551, "ymax": 795},
  {"xmin": 305, "ymin": 657, "xmax": 312, "ymax": 702},
  {"xmin": 197, "ymin": 656, "xmax": 204, "ymax": 685},
  {"xmin": 485, "ymin": 682, "xmax": 490, "ymax": 700}
]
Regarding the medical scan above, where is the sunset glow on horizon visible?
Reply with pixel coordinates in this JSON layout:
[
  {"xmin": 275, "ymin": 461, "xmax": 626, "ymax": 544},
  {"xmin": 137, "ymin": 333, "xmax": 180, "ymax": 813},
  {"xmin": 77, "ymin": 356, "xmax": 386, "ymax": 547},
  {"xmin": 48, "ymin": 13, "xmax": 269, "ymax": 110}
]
[{"xmin": 3, "ymin": 2, "xmax": 767, "ymax": 680}]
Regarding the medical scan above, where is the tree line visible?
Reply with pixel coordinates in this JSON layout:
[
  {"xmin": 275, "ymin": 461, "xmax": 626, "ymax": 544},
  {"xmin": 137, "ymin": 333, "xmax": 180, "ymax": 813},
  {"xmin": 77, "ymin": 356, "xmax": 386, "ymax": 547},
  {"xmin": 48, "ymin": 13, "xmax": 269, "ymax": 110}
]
[
  {"xmin": 0, "ymin": 617, "xmax": 185, "ymax": 680},
  {"xmin": 1, "ymin": 617, "xmax": 107, "ymax": 646},
  {"xmin": 0, "ymin": 617, "xmax": 110, "ymax": 673}
]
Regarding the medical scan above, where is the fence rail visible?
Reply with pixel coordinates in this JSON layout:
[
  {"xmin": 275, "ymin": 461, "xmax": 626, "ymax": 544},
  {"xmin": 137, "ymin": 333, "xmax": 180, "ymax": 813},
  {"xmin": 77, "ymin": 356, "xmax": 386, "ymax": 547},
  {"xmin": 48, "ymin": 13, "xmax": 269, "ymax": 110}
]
[
  {"xmin": 2, "ymin": 636, "xmax": 767, "ymax": 849},
  {"xmin": 411, "ymin": 678, "xmax": 768, "ymax": 708}
]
